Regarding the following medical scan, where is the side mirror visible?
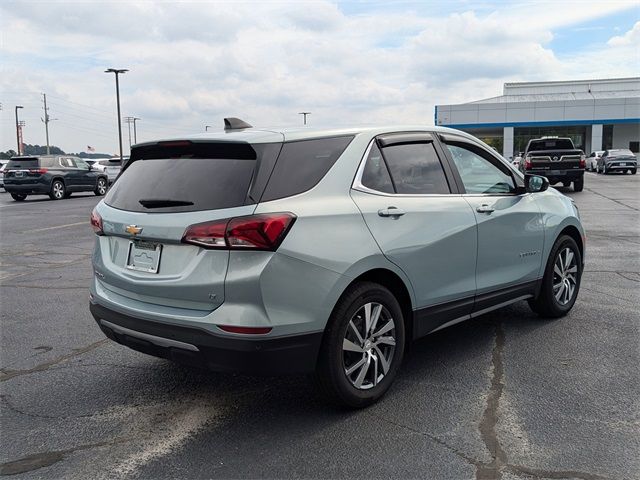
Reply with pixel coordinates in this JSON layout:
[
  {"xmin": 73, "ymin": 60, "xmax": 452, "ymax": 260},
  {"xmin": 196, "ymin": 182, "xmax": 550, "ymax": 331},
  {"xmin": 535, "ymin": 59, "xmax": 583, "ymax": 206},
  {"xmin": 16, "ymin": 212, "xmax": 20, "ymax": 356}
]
[
  {"xmin": 87, "ymin": 164, "xmax": 93, "ymax": 171},
  {"xmin": 525, "ymin": 174, "xmax": 549, "ymax": 193}
]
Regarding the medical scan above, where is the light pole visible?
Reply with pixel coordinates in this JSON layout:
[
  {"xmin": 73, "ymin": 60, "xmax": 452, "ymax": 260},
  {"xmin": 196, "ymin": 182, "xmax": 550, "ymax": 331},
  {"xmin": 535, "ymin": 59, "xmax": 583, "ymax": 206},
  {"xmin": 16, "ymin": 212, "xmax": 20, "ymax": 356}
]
[
  {"xmin": 298, "ymin": 112, "xmax": 311, "ymax": 125},
  {"xmin": 104, "ymin": 68, "xmax": 128, "ymax": 161},
  {"xmin": 15, "ymin": 106, "xmax": 23, "ymax": 155}
]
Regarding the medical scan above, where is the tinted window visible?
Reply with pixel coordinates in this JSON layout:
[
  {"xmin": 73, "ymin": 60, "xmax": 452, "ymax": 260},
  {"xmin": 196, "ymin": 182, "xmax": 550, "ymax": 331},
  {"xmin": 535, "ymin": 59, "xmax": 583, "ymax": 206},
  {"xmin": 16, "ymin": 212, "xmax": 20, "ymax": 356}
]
[
  {"xmin": 360, "ymin": 144, "xmax": 394, "ymax": 193},
  {"xmin": 382, "ymin": 142, "xmax": 450, "ymax": 194},
  {"xmin": 7, "ymin": 158, "xmax": 38, "ymax": 169},
  {"xmin": 261, "ymin": 136, "xmax": 353, "ymax": 202},
  {"xmin": 75, "ymin": 158, "xmax": 90, "ymax": 170},
  {"xmin": 105, "ymin": 143, "xmax": 261, "ymax": 213},
  {"xmin": 527, "ymin": 139, "xmax": 574, "ymax": 151},
  {"xmin": 446, "ymin": 144, "xmax": 515, "ymax": 194}
]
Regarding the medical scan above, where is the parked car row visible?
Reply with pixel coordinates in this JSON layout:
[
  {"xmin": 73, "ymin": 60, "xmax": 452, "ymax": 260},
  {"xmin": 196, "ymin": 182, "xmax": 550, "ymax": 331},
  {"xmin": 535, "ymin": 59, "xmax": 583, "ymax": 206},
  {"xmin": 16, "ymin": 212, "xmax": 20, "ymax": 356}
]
[{"xmin": 592, "ymin": 149, "xmax": 637, "ymax": 174}]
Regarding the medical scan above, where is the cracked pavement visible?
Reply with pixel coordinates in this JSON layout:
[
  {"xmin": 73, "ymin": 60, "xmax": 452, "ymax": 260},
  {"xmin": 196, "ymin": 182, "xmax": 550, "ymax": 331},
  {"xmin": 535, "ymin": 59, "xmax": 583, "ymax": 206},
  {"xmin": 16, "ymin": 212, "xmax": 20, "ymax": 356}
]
[{"xmin": 1, "ymin": 171, "xmax": 638, "ymax": 479}]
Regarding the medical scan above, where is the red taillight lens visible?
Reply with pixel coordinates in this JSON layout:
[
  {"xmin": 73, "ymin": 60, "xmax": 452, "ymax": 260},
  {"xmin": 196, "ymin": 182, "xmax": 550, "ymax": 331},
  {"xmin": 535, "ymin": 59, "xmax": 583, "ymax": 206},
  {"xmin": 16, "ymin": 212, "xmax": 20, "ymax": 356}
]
[
  {"xmin": 182, "ymin": 218, "xmax": 228, "ymax": 248},
  {"xmin": 29, "ymin": 168, "xmax": 48, "ymax": 174},
  {"xmin": 90, "ymin": 208, "xmax": 103, "ymax": 235},
  {"xmin": 227, "ymin": 213, "xmax": 295, "ymax": 249},
  {"xmin": 218, "ymin": 325, "xmax": 272, "ymax": 335},
  {"xmin": 182, "ymin": 213, "xmax": 296, "ymax": 251},
  {"xmin": 579, "ymin": 155, "xmax": 586, "ymax": 168},
  {"xmin": 524, "ymin": 156, "xmax": 532, "ymax": 170}
]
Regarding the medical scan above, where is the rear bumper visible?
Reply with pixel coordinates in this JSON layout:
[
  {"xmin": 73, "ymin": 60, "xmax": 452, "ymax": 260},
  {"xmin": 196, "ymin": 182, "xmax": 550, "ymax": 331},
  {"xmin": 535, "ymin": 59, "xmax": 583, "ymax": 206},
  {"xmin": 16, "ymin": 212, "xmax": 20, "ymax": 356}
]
[
  {"xmin": 90, "ymin": 302, "xmax": 323, "ymax": 375},
  {"xmin": 605, "ymin": 162, "xmax": 636, "ymax": 170},
  {"xmin": 3, "ymin": 183, "xmax": 50, "ymax": 194},
  {"xmin": 528, "ymin": 169, "xmax": 583, "ymax": 183}
]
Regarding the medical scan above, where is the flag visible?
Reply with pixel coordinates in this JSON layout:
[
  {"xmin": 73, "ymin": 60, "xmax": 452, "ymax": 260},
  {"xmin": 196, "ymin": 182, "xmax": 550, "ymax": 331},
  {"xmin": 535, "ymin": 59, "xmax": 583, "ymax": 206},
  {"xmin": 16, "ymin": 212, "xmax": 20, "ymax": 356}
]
[{"xmin": 87, "ymin": 145, "xmax": 95, "ymax": 152}]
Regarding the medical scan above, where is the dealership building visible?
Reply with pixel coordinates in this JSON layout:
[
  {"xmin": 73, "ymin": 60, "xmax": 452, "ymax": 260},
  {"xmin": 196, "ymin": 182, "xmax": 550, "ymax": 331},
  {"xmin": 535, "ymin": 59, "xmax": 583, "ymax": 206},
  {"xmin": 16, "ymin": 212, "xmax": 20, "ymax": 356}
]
[{"xmin": 435, "ymin": 77, "xmax": 640, "ymax": 160}]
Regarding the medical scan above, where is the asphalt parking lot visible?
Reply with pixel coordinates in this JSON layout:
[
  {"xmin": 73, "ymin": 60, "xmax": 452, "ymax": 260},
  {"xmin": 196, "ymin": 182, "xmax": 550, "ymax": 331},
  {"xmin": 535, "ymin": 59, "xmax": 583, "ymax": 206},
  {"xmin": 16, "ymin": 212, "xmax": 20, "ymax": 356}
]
[{"xmin": 0, "ymin": 171, "xmax": 638, "ymax": 480}]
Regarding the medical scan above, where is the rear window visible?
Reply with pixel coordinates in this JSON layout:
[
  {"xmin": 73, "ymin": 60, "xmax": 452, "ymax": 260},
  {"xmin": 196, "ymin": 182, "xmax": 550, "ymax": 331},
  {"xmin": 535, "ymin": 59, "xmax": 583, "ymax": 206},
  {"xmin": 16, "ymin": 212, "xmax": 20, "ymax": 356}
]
[
  {"xmin": 528, "ymin": 139, "xmax": 574, "ymax": 151},
  {"xmin": 7, "ymin": 158, "xmax": 39, "ymax": 169},
  {"xmin": 260, "ymin": 136, "xmax": 354, "ymax": 202},
  {"xmin": 105, "ymin": 142, "xmax": 265, "ymax": 213}
]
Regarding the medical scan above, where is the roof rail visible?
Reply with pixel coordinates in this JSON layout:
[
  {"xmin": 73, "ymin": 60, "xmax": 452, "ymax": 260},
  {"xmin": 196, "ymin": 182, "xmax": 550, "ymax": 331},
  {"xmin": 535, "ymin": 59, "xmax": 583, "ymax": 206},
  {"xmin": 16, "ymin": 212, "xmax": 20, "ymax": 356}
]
[{"xmin": 224, "ymin": 117, "xmax": 253, "ymax": 130}]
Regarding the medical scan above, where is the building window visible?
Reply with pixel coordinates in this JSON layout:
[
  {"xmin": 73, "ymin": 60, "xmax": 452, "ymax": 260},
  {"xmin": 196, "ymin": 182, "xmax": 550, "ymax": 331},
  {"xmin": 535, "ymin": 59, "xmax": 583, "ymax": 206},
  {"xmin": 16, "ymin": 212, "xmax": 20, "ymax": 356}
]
[
  {"xmin": 629, "ymin": 141, "xmax": 639, "ymax": 154},
  {"xmin": 603, "ymin": 125, "xmax": 614, "ymax": 150}
]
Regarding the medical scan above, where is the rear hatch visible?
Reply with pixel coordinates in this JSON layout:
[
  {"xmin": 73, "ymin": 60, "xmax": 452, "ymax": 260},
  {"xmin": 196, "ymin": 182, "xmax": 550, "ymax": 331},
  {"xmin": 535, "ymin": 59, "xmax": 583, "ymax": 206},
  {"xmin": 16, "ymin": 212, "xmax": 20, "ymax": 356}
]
[
  {"xmin": 93, "ymin": 141, "xmax": 281, "ymax": 314},
  {"xmin": 4, "ymin": 157, "xmax": 45, "ymax": 186}
]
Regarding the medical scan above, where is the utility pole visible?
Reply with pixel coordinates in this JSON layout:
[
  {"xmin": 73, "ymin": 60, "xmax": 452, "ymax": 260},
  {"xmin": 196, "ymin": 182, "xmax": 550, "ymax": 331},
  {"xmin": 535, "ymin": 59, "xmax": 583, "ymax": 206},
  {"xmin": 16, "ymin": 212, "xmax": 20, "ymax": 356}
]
[
  {"xmin": 124, "ymin": 116, "xmax": 133, "ymax": 148},
  {"xmin": 124, "ymin": 116, "xmax": 141, "ymax": 148},
  {"xmin": 105, "ymin": 68, "xmax": 128, "ymax": 161},
  {"xmin": 132, "ymin": 117, "xmax": 140, "ymax": 144},
  {"xmin": 42, "ymin": 93, "xmax": 51, "ymax": 154},
  {"xmin": 298, "ymin": 112, "xmax": 311, "ymax": 125},
  {"xmin": 15, "ymin": 106, "xmax": 23, "ymax": 155}
]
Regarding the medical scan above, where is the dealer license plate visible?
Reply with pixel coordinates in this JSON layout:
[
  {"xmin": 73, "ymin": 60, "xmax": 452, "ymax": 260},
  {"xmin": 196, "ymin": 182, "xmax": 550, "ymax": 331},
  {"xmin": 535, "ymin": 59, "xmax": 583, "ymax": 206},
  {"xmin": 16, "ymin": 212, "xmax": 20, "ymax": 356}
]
[{"xmin": 126, "ymin": 240, "xmax": 162, "ymax": 273}]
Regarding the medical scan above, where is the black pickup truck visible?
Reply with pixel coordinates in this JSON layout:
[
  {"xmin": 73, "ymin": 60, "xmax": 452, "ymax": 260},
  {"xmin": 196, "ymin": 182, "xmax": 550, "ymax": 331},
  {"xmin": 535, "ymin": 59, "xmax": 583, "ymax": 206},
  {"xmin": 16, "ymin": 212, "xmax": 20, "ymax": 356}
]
[{"xmin": 519, "ymin": 137, "xmax": 585, "ymax": 191}]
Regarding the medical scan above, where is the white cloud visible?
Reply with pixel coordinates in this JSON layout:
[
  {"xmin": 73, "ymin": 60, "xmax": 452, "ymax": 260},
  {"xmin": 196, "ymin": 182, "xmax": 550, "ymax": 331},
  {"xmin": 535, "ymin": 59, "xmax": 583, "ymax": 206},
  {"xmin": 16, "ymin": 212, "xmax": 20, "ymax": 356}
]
[
  {"xmin": 608, "ymin": 21, "xmax": 640, "ymax": 46},
  {"xmin": 0, "ymin": 0, "xmax": 638, "ymax": 154}
]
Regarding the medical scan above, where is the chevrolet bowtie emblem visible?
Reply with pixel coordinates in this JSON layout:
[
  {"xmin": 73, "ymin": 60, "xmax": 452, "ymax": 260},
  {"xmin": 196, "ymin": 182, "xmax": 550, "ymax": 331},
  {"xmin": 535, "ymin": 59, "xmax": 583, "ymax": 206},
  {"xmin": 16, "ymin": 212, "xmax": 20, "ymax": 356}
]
[{"xmin": 125, "ymin": 225, "xmax": 143, "ymax": 235}]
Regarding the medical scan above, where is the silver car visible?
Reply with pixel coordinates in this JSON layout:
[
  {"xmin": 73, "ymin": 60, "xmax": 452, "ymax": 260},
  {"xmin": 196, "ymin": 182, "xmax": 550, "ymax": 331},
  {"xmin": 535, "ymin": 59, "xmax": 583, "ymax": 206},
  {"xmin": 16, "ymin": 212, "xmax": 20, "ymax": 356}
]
[{"xmin": 90, "ymin": 121, "xmax": 585, "ymax": 407}]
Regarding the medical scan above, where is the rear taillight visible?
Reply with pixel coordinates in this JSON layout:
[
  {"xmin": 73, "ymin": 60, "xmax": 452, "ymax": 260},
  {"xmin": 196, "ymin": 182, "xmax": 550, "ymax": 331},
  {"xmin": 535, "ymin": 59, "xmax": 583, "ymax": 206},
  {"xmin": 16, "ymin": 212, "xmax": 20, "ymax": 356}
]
[
  {"xmin": 579, "ymin": 155, "xmax": 586, "ymax": 169},
  {"xmin": 182, "ymin": 213, "xmax": 296, "ymax": 251},
  {"xmin": 524, "ymin": 156, "xmax": 532, "ymax": 170},
  {"xmin": 90, "ymin": 208, "xmax": 103, "ymax": 235},
  {"xmin": 29, "ymin": 168, "xmax": 48, "ymax": 174}
]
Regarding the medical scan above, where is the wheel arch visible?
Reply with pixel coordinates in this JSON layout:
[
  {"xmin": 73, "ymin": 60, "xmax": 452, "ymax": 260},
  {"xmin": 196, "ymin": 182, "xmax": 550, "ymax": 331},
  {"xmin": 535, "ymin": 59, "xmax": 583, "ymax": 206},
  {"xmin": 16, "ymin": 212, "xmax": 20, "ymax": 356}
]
[
  {"xmin": 340, "ymin": 268, "xmax": 415, "ymax": 344},
  {"xmin": 558, "ymin": 225, "xmax": 584, "ymax": 265}
]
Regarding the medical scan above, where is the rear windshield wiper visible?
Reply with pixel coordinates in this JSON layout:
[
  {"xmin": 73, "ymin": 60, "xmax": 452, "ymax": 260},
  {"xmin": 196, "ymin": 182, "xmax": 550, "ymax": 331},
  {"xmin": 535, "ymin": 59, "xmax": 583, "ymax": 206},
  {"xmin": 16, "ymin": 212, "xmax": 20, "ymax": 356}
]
[{"xmin": 139, "ymin": 199, "xmax": 194, "ymax": 208}]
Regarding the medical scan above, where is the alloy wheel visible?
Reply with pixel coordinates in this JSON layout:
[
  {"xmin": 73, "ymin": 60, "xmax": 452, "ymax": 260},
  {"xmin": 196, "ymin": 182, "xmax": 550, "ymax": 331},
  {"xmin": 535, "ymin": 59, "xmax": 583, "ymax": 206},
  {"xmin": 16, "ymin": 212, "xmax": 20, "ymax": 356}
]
[
  {"xmin": 97, "ymin": 179, "xmax": 107, "ymax": 195},
  {"xmin": 53, "ymin": 182, "xmax": 64, "ymax": 199},
  {"xmin": 553, "ymin": 247, "xmax": 578, "ymax": 306},
  {"xmin": 342, "ymin": 302, "xmax": 396, "ymax": 390}
]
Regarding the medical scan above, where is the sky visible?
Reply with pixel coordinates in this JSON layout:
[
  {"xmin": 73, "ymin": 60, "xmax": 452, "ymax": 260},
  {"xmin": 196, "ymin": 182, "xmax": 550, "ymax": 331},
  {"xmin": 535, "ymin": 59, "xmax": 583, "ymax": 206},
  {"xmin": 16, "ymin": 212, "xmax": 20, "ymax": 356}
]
[{"xmin": 1, "ymin": 0, "xmax": 639, "ymax": 154}]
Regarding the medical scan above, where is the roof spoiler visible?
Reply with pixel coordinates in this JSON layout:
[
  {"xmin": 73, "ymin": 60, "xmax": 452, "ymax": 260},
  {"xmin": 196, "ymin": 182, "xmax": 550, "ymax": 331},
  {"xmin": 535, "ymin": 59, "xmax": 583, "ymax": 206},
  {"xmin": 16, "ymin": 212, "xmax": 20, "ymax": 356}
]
[{"xmin": 224, "ymin": 117, "xmax": 253, "ymax": 131}]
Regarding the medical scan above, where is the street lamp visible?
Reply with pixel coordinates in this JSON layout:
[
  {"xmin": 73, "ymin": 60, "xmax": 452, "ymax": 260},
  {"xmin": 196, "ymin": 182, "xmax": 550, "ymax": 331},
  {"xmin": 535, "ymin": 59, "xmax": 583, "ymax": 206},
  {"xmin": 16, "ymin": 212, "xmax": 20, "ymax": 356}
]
[
  {"xmin": 104, "ymin": 68, "xmax": 128, "ymax": 161},
  {"xmin": 298, "ymin": 112, "xmax": 311, "ymax": 125},
  {"xmin": 15, "ymin": 106, "xmax": 23, "ymax": 155}
]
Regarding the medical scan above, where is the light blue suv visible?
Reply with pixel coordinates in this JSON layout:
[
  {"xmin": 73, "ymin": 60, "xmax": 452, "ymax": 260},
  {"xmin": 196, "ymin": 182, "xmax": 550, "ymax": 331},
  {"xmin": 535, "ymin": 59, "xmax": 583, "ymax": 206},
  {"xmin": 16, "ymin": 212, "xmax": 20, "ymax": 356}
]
[{"xmin": 90, "ymin": 120, "xmax": 584, "ymax": 407}]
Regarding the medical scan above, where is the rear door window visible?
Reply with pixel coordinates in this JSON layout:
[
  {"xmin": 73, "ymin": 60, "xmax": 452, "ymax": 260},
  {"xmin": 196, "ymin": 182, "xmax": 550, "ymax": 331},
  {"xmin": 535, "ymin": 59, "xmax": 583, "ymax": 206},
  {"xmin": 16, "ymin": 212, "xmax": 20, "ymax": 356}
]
[
  {"xmin": 360, "ymin": 144, "xmax": 394, "ymax": 193},
  {"xmin": 381, "ymin": 142, "xmax": 451, "ymax": 194},
  {"xmin": 261, "ymin": 136, "xmax": 353, "ymax": 202},
  {"xmin": 105, "ymin": 142, "xmax": 262, "ymax": 213}
]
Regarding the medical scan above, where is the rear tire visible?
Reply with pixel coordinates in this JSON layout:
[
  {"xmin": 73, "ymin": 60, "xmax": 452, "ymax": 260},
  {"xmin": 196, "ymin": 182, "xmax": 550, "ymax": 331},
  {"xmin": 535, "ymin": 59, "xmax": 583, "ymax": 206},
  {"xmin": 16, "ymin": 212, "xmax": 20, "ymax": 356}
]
[
  {"xmin": 528, "ymin": 235, "xmax": 582, "ymax": 318},
  {"xmin": 11, "ymin": 193, "xmax": 27, "ymax": 201},
  {"xmin": 315, "ymin": 281, "xmax": 405, "ymax": 408},
  {"xmin": 49, "ymin": 180, "xmax": 65, "ymax": 200},
  {"xmin": 94, "ymin": 177, "xmax": 107, "ymax": 196},
  {"xmin": 573, "ymin": 177, "xmax": 584, "ymax": 192},
  {"xmin": 632, "ymin": 169, "xmax": 637, "ymax": 175}
]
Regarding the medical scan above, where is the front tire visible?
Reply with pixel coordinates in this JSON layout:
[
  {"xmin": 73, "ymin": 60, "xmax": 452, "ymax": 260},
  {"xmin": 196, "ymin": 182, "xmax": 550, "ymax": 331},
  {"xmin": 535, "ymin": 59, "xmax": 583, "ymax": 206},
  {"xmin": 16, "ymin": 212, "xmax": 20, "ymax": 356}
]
[
  {"xmin": 631, "ymin": 169, "xmax": 637, "ymax": 175},
  {"xmin": 528, "ymin": 235, "xmax": 582, "ymax": 318},
  {"xmin": 49, "ymin": 180, "xmax": 65, "ymax": 200},
  {"xmin": 94, "ymin": 177, "xmax": 107, "ymax": 196},
  {"xmin": 315, "ymin": 281, "xmax": 405, "ymax": 408},
  {"xmin": 11, "ymin": 193, "xmax": 27, "ymax": 201}
]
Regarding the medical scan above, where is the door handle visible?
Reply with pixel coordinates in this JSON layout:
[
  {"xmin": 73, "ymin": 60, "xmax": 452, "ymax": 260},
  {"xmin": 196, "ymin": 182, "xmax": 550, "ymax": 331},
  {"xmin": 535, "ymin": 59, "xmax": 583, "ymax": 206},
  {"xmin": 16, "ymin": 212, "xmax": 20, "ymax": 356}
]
[
  {"xmin": 378, "ymin": 207, "xmax": 406, "ymax": 218},
  {"xmin": 476, "ymin": 204, "xmax": 495, "ymax": 214}
]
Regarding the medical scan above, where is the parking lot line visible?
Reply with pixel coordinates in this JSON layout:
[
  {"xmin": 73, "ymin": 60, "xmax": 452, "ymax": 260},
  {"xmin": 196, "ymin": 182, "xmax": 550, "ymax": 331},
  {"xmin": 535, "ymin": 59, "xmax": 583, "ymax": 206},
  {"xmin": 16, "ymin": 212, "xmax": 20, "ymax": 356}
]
[{"xmin": 22, "ymin": 221, "xmax": 88, "ymax": 234}]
